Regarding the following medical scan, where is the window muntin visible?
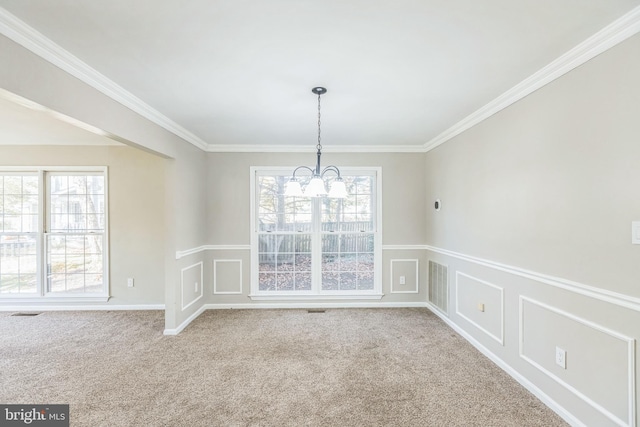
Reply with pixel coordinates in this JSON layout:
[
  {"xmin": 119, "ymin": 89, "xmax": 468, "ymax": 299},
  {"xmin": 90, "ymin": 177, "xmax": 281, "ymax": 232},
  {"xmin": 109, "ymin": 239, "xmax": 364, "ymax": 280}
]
[
  {"xmin": 253, "ymin": 168, "xmax": 380, "ymax": 297},
  {"xmin": 0, "ymin": 169, "xmax": 107, "ymax": 299}
]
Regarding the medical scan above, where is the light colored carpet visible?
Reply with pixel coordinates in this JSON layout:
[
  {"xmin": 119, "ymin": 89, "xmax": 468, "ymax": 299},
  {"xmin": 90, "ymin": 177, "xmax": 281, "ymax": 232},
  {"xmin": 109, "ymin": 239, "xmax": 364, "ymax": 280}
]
[{"xmin": 0, "ymin": 308, "xmax": 567, "ymax": 426}]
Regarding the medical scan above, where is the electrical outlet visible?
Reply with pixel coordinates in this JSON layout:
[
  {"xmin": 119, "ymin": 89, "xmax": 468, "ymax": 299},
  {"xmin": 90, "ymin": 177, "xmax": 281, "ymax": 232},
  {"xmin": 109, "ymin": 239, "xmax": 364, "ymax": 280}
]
[
  {"xmin": 399, "ymin": 276, "xmax": 406, "ymax": 285},
  {"xmin": 555, "ymin": 346, "xmax": 566, "ymax": 369},
  {"xmin": 127, "ymin": 278, "xmax": 134, "ymax": 288},
  {"xmin": 194, "ymin": 282, "xmax": 198, "ymax": 292}
]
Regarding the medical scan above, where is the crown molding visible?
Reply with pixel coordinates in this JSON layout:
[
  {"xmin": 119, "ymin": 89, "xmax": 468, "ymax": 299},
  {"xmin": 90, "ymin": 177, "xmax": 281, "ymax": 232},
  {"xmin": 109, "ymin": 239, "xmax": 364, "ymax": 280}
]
[
  {"xmin": 0, "ymin": 6, "xmax": 209, "ymax": 152},
  {"xmin": 423, "ymin": 5, "xmax": 640, "ymax": 152},
  {"xmin": 205, "ymin": 144, "xmax": 427, "ymax": 153}
]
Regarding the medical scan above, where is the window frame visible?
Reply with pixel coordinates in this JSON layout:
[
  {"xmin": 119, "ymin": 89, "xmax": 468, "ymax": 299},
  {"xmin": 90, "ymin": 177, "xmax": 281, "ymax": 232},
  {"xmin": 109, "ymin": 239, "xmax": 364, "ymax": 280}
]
[
  {"xmin": 0, "ymin": 166, "xmax": 109, "ymax": 302},
  {"xmin": 250, "ymin": 166, "xmax": 382, "ymax": 300}
]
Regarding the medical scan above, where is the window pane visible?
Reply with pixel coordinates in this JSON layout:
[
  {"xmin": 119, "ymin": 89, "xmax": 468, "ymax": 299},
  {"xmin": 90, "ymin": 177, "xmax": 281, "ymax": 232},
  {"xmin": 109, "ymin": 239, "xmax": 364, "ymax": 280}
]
[
  {"xmin": 357, "ymin": 234, "xmax": 375, "ymax": 252},
  {"xmin": 46, "ymin": 233, "xmax": 104, "ymax": 294},
  {"xmin": 0, "ymin": 234, "xmax": 38, "ymax": 294},
  {"xmin": 322, "ymin": 234, "xmax": 339, "ymax": 252},
  {"xmin": 66, "ymin": 274, "xmax": 85, "ymax": 292},
  {"xmin": 258, "ymin": 273, "xmax": 276, "ymax": 291},
  {"xmin": 0, "ymin": 275, "xmax": 20, "ymax": 293},
  {"xmin": 358, "ymin": 253, "xmax": 374, "ymax": 272},
  {"xmin": 50, "ymin": 176, "xmax": 68, "ymax": 194},
  {"xmin": 258, "ymin": 253, "xmax": 276, "ymax": 272},
  {"xmin": 321, "ymin": 253, "xmax": 339, "ymax": 272},
  {"xmin": 277, "ymin": 273, "xmax": 294, "ymax": 291},
  {"xmin": 70, "ymin": 176, "xmax": 87, "ymax": 194},
  {"xmin": 295, "ymin": 254, "xmax": 311, "ymax": 272},
  {"xmin": 3, "ymin": 176, "xmax": 22, "ymax": 194},
  {"xmin": 2, "ymin": 215, "xmax": 21, "ymax": 232},
  {"xmin": 276, "ymin": 253, "xmax": 295, "ymax": 271},
  {"xmin": 86, "ymin": 253, "xmax": 103, "ymax": 274},
  {"xmin": 357, "ymin": 272, "xmax": 374, "ymax": 290},
  {"xmin": 339, "ymin": 254, "xmax": 357, "ymax": 271},
  {"xmin": 49, "ymin": 174, "xmax": 105, "ymax": 233},
  {"xmin": 84, "ymin": 275, "xmax": 103, "ymax": 293},
  {"xmin": 321, "ymin": 272, "xmax": 339, "ymax": 290},
  {"xmin": 19, "ymin": 255, "xmax": 37, "ymax": 274},
  {"xmin": 296, "ymin": 273, "xmax": 312, "ymax": 290},
  {"xmin": 340, "ymin": 272, "xmax": 357, "ymax": 290},
  {"xmin": 356, "ymin": 177, "xmax": 373, "ymax": 194},
  {"xmin": 87, "ymin": 176, "xmax": 104, "ymax": 195},
  {"xmin": 21, "ymin": 214, "xmax": 38, "ymax": 233},
  {"xmin": 4, "ymin": 195, "xmax": 21, "ymax": 215},
  {"xmin": 49, "ymin": 274, "xmax": 65, "ymax": 293}
]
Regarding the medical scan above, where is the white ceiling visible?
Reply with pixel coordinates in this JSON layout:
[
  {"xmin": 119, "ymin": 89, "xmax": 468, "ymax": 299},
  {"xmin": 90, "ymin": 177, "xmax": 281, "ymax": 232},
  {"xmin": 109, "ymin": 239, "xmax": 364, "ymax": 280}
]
[{"xmin": 0, "ymin": 0, "xmax": 639, "ymax": 151}]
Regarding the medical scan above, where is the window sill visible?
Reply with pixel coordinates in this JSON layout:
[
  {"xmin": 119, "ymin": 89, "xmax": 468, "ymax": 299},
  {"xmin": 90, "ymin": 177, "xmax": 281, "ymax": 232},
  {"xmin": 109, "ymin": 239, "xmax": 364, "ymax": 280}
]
[{"xmin": 248, "ymin": 293, "xmax": 384, "ymax": 301}]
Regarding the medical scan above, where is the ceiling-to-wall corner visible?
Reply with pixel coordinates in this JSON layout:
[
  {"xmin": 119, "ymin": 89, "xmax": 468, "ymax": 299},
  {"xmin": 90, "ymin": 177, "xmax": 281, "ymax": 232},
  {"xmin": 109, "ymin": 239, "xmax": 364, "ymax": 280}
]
[
  {"xmin": 204, "ymin": 144, "xmax": 428, "ymax": 153},
  {"xmin": 0, "ymin": 6, "xmax": 209, "ymax": 152},
  {"xmin": 422, "ymin": 5, "xmax": 640, "ymax": 153}
]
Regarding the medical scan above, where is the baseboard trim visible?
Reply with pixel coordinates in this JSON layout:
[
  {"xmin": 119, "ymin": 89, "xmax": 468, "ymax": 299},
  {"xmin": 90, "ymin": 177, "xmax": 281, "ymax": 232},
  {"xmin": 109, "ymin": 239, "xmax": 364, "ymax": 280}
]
[
  {"xmin": 425, "ymin": 302, "xmax": 585, "ymax": 427},
  {"xmin": 0, "ymin": 304, "xmax": 165, "ymax": 311},
  {"xmin": 204, "ymin": 302, "xmax": 429, "ymax": 310},
  {"xmin": 163, "ymin": 305, "xmax": 207, "ymax": 335}
]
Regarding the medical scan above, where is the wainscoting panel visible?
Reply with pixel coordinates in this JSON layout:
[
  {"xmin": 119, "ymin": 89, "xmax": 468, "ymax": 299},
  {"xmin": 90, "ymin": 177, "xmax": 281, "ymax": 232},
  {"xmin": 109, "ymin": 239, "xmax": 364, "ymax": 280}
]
[
  {"xmin": 520, "ymin": 297, "xmax": 636, "ymax": 427},
  {"xmin": 455, "ymin": 272, "xmax": 504, "ymax": 345},
  {"xmin": 181, "ymin": 262, "xmax": 204, "ymax": 311},
  {"xmin": 390, "ymin": 259, "xmax": 419, "ymax": 294},
  {"xmin": 213, "ymin": 259, "xmax": 243, "ymax": 295}
]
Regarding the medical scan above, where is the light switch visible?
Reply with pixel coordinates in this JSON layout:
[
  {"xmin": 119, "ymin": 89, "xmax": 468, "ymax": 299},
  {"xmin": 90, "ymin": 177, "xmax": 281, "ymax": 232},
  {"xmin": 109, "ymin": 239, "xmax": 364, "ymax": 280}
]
[{"xmin": 633, "ymin": 221, "xmax": 640, "ymax": 244}]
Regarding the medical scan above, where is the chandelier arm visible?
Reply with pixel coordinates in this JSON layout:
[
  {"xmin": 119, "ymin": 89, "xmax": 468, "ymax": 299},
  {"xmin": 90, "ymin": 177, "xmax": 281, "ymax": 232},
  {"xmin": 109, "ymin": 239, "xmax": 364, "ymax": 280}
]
[
  {"xmin": 320, "ymin": 165, "xmax": 342, "ymax": 178},
  {"xmin": 291, "ymin": 165, "xmax": 315, "ymax": 178}
]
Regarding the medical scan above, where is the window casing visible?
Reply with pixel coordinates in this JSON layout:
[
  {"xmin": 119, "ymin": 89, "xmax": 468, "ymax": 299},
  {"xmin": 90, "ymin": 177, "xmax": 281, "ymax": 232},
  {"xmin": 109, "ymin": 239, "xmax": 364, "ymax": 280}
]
[
  {"xmin": 0, "ymin": 168, "xmax": 108, "ymax": 301},
  {"xmin": 250, "ymin": 167, "xmax": 382, "ymax": 299}
]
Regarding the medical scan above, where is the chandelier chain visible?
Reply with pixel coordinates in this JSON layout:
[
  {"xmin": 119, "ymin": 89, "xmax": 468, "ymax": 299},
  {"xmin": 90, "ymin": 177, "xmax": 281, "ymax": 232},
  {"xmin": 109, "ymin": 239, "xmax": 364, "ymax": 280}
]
[{"xmin": 316, "ymin": 92, "xmax": 322, "ymax": 151}]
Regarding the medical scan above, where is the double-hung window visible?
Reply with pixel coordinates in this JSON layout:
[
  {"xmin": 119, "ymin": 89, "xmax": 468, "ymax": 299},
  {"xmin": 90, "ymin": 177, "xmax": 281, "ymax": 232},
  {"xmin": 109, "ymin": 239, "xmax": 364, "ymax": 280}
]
[
  {"xmin": 0, "ymin": 168, "xmax": 108, "ymax": 300},
  {"xmin": 251, "ymin": 167, "xmax": 381, "ymax": 298}
]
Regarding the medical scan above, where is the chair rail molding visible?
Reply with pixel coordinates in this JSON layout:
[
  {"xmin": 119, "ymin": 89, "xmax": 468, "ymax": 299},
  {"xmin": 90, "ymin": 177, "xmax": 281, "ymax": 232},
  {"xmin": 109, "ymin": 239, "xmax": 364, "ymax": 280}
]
[
  {"xmin": 175, "ymin": 245, "xmax": 251, "ymax": 260},
  {"xmin": 425, "ymin": 245, "xmax": 640, "ymax": 312}
]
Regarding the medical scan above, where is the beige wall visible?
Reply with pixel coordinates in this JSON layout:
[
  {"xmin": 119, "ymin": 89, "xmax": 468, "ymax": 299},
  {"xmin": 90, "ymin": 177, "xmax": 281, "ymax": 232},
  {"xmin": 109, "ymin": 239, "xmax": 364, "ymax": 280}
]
[
  {"xmin": 207, "ymin": 152, "xmax": 427, "ymax": 245},
  {"xmin": 425, "ymin": 33, "xmax": 640, "ymax": 297},
  {"xmin": 424, "ymin": 34, "xmax": 640, "ymax": 426},
  {"xmin": 0, "ymin": 145, "xmax": 166, "ymax": 305},
  {"xmin": 205, "ymin": 152, "xmax": 428, "ymax": 304},
  {"xmin": 165, "ymin": 142, "xmax": 209, "ymax": 329}
]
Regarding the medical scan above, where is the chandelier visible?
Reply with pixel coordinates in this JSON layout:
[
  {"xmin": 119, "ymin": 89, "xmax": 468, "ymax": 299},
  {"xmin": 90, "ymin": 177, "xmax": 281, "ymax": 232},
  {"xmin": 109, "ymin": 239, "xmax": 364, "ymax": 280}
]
[{"xmin": 284, "ymin": 87, "xmax": 347, "ymax": 198}]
